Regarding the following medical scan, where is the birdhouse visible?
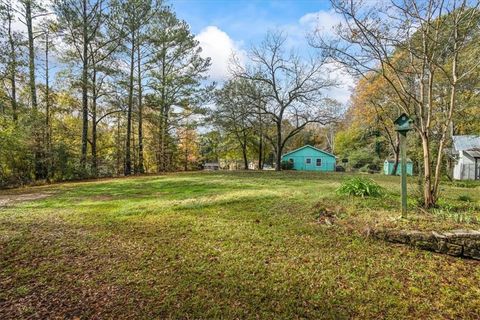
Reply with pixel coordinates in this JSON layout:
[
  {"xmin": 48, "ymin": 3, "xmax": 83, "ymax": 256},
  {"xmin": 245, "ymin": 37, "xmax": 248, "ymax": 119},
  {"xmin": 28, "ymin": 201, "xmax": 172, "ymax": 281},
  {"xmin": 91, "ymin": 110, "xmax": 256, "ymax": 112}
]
[{"xmin": 394, "ymin": 113, "xmax": 413, "ymax": 133}]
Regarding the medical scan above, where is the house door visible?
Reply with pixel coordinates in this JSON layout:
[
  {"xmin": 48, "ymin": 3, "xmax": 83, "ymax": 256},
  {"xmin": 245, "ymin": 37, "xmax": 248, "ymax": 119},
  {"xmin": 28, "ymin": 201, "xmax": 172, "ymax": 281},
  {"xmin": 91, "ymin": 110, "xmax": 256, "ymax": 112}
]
[{"xmin": 476, "ymin": 158, "xmax": 480, "ymax": 180}]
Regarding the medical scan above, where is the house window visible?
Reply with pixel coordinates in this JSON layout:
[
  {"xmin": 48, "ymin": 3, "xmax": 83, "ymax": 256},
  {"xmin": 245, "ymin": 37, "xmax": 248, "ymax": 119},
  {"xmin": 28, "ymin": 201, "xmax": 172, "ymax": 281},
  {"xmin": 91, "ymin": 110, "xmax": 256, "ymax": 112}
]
[
  {"xmin": 289, "ymin": 158, "xmax": 294, "ymax": 164},
  {"xmin": 316, "ymin": 158, "xmax": 322, "ymax": 167},
  {"xmin": 305, "ymin": 158, "xmax": 311, "ymax": 164}
]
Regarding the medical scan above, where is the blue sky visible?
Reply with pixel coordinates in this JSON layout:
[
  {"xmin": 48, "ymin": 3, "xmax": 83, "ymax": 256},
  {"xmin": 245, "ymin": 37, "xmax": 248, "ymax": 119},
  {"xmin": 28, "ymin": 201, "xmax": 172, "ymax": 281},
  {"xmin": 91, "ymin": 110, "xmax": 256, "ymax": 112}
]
[
  {"xmin": 170, "ymin": 0, "xmax": 354, "ymax": 104},
  {"xmin": 172, "ymin": 0, "xmax": 331, "ymax": 43}
]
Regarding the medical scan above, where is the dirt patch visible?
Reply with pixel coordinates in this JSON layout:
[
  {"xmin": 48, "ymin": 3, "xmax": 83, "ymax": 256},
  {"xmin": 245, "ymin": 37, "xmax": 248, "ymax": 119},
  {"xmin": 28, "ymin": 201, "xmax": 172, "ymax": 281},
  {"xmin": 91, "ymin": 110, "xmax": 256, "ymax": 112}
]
[
  {"xmin": 312, "ymin": 202, "xmax": 344, "ymax": 225},
  {"xmin": 0, "ymin": 192, "xmax": 53, "ymax": 208},
  {"xmin": 90, "ymin": 195, "xmax": 115, "ymax": 201}
]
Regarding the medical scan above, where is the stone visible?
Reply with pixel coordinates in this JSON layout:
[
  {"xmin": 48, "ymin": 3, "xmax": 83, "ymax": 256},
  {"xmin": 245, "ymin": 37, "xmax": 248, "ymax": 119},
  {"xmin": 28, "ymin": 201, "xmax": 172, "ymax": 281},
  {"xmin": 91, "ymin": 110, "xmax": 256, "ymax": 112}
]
[
  {"xmin": 444, "ymin": 243, "xmax": 463, "ymax": 257},
  {"xmin": 443, "ymin": 230, "xmax": 480, "ymax": 245},
  {"xmin": 432, "ymin": 231, "xmax": 446, "ymax": 239},
  {"xmin": 463, "ymin": 246, "xmax": 480, "ymax": 259},
  {"xmin": 371, "ymin": 228, "xmax": 480, "ymax": 260},
  {"xmin": 415, "ymin": 240, "xmax": 437, "ymax": 251},
  {"xmin": 386, "ymin": 230, "xmax": 411, "ymax": 243}
]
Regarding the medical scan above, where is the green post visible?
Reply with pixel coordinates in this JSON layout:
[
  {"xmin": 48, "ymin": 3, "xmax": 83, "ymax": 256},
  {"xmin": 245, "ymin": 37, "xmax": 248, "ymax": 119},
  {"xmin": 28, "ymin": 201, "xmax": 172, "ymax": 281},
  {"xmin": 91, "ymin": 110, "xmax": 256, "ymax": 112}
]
[
  {"xmin": 399, "ymin": 132, "xmax": 407, "ymax": 217},
  {"xmin": 394, "ymin": 113, "xmax": 413, "ymax": 219}
]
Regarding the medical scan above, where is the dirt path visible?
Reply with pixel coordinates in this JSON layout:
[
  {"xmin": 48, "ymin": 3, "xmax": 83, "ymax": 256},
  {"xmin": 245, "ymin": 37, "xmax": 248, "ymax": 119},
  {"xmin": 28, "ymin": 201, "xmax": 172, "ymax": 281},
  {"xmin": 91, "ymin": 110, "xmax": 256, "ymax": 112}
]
[{"xmin": 0, "ymin": 192, "xmax": 53, "ymax": 208}]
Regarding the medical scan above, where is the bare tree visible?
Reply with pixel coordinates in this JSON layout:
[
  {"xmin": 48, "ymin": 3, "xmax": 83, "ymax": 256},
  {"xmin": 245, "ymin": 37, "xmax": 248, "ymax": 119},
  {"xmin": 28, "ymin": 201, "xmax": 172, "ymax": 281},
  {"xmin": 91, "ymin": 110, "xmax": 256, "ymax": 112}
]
[
  {"xmin": 214, "ymin": 79, "xmax": 256, "ymax": 170},
  {"xmin": 311, "ymin": 0, "xmax": 480, "ymax": 207},
  {"xmin": 232, "ymin": 31, "xmax": 339, "ymax": 170}
]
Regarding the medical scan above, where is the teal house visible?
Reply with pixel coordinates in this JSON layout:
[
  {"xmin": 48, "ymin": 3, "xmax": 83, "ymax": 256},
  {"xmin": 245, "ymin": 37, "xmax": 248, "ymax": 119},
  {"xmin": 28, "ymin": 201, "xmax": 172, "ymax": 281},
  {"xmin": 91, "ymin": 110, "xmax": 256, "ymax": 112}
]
[
  {"xmin": 281, "ymin": 145, "xmax": 336, "ymax": 171},
  {"xmin": 383, "ymin": 158, "xmax": 413, "ymax": 175}
]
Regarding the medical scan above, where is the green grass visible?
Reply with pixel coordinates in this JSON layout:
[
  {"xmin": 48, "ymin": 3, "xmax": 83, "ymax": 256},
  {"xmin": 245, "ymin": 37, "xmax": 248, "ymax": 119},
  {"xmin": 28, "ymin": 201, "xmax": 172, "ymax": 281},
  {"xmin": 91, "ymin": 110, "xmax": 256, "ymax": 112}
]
[{"xmin": 0, "ymin": 171, "xmax": 479, "ymax": 319}]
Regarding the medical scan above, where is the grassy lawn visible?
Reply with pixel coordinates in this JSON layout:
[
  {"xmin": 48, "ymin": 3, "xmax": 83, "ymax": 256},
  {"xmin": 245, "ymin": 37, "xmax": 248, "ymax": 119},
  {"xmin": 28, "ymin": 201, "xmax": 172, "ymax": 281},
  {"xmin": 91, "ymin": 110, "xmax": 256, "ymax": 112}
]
[{"xmin": 1, "ymin": 171, "xmax": 479, "ymax": 319}]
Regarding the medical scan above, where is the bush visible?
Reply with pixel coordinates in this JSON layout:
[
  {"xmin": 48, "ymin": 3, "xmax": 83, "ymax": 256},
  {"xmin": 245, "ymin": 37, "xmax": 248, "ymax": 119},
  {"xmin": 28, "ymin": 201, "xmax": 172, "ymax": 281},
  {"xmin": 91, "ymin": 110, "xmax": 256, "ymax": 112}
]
[
  {"xmin": 367, "ymin": 163, "xmax": 380, "ymax": 172},
  {"xmin": 281, "ymin": 160, "xmax": 294, "ymax": 170},
  {"xmin": 337, "ymin": 177, "xmax": 384, "ymax": 197},
  {"xmin": 452, "ymin": 181, "xmax": 480, "ymax": 188},
  {"xmin": 349, "ymin": 149, "xmax": 376, "ymax": 169},
  {"xmin": 457, "ymin": 195, "xmax": 473, "ymax": 202}
]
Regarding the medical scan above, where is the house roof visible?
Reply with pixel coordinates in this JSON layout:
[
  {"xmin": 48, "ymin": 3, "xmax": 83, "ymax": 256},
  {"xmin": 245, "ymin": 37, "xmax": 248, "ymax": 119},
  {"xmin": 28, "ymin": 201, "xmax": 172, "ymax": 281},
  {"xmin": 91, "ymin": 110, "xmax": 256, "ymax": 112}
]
[
  {"xmin": 385, "ymin": 158, "xmax": 413, "ymax": 163},
  {"xmin": 282, "ymin": 145, "xmax": 336, "ymax": 158},
  {"xmin": 453, "ymin": 135, "xmax": 480, "ymax": 152},
  {"xmin": 465, "ymin": 148, "xmax": 480, "ymax": 158}
]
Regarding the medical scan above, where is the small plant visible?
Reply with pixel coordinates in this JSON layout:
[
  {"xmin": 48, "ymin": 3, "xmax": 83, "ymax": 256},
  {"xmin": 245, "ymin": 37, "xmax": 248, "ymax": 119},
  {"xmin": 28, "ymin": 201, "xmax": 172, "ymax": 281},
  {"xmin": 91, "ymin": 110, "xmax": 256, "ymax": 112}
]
[
  {"xmin": 457, "ymin": 194, "xmax": 473, "ymax": 202},
  {"xmin": 337, "ymin": 177, "xmax": 384, "ymax": 197},
  {"xmin": 432, "ymin": 207, "xmax": 477, "ymax": 224}
]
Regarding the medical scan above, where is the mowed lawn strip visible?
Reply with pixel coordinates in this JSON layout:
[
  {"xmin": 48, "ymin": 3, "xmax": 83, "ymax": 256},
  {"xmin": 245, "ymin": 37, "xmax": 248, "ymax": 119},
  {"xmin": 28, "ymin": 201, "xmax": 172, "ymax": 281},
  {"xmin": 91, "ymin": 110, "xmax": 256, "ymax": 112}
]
[{"xmin": 1, "ymin": 171, "xmax": 479, "ymax": 319}]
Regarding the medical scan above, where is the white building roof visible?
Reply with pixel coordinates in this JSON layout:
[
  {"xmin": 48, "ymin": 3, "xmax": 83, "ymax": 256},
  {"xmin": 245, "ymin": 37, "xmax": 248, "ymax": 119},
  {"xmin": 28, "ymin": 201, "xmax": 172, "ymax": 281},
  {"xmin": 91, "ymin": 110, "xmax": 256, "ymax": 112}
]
[{"xmin": 452, "ymin": 135, "xmax": 480, "ymax": 152}]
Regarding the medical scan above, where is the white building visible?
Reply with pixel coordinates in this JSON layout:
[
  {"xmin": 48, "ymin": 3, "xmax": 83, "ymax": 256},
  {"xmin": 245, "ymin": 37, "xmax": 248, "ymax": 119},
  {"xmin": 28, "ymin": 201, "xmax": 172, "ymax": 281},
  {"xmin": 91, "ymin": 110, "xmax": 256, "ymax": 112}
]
[
  {"xmin": 203, "ymin": 162, "xmax": 220, "ymax": 170},
  {"xmin": 452, "ymin": 135, "xmax": 480, "ymax": 180}
]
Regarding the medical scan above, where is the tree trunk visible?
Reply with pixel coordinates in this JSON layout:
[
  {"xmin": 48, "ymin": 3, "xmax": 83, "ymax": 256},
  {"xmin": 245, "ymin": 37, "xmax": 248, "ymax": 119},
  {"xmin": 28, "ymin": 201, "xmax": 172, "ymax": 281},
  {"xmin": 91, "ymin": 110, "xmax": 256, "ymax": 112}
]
[
  {"xmin": 257, "ymin": 107, "xmax": 263, "ymax": 170},
  {"xmin": 391, "ymin": 134, "xmax": 400, "ymax": 175},
  {"xmin": 258, "ymin": 133, "xmax": 263, "ymax": 170},
  {"xmin": 184, "ymin": 142, "xmax": 188, "ymax": 171},
  {"xmin": 275, "ymin": 122, "xmax": 282, "ymax": 171},
  {"xmin": 242, "ymin": 144, "xmax": 248, "ymax": 170},
  {"xmin": 132, "ymin": 120, "xmax": 137, "ymax": 173},
  {"xmin": 7, "ymin": 10, "xmax": 17, "ymax": 122},
  {"xmin": 116, "ymin": 112, "xmax": 121, "ymax": 175},
  {"xmin": 421, "ymin": 133, "xmax": 435, "ymax": 208},
  {"xmin": 159, "ymin": 46, "xmax": 168, "ymax": 172},
  {"xmin": 25, "ymin": 1, "xmax": 37, "ymax": 110},
  {"xmin": 156, "ymin": 116, "xmax": 162, "ymax": 173},
  {"xmin": 160, "ymin": 116, "xmax": 167, "ymax": 171},
  {"xmin": 45, "ymin": 30, "xmax": 52, "ymax": 180},
  {"xmin": 125, "ymin": 33, "xmax": 135, "ymax": 176},
  {"xmin": 25, "ymin": 0, "xmax": 46, "ymax": 180},
  {"xmin": 137, "ymin": 37, "xmax": 144, "ymax": 174},
  {"xmin": 91, "ymin": 67, "xmax": 98, "ymax": 177},
  {"xmin": 80, "ymin": 0, "xmax": 89, "ymax": 171}
]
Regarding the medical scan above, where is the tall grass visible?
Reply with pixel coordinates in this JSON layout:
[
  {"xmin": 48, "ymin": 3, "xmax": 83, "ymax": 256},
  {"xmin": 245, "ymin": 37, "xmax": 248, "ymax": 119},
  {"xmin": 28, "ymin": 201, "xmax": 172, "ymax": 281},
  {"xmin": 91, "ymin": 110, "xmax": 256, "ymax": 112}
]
[{"xmin": 337, "ymin": 177, "xmax": 384, "ymax": 197}]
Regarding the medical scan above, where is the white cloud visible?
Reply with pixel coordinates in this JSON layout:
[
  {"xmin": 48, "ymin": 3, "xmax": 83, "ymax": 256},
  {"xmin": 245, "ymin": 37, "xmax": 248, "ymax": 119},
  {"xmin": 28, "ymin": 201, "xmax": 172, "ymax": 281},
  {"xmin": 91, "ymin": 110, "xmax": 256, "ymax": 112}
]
[
  {"xmin": 194, "ymin": 13, "xmax": 354, "ymax": 105},
  {"xmin": 322, "ymin": 61, "xmax": 356, "ymax": 105},
  {"xmin": 323, "ymin": 59, "xmax": 355, "ymax": 105},
  {"xmin": 299, "ymin": 10, "xmax": 342, "ymax": 36},
  {"xmin": 297, "ymin": 11, "xmax": 354, "ymax": 105},
  {"xmin": 195, "ymin": 26, "xmax": 245, "ymax": 82}
]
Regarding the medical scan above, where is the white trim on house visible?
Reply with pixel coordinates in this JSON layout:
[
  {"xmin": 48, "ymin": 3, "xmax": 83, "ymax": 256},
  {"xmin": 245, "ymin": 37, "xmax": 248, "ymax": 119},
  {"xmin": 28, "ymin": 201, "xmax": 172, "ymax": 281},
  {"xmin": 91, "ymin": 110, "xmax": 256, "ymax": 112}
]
[{"xmin": 282, "ymin": 145, "xmax": 336, "ymax": 158}]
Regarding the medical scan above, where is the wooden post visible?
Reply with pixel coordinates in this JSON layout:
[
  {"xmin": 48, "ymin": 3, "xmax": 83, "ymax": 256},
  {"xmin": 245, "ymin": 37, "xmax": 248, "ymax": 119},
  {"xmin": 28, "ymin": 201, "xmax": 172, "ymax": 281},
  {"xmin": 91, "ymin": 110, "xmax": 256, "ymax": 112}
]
[{"xmin": 400, "ymin": 131, "xmax": 407, "ymax": 217}]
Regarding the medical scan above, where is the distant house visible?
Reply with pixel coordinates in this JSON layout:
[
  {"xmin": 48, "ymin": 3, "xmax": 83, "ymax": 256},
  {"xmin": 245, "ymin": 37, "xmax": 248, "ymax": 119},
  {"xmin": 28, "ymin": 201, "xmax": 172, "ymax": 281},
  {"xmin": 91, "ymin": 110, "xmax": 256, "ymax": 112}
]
[
  {"xmin": 203, "ymin": 162, "xmax": 220, "ymax": 170},
  {"xmin": 452, "ymin": 135, "xmax": 480, "ymax": 180},
  {"xmin": 281, "ymin": 145, "xmax": 336, "ymax": 171},
  {"xmin": 383, "ymin": 158, "xmax": 413, "ymax": 176}
]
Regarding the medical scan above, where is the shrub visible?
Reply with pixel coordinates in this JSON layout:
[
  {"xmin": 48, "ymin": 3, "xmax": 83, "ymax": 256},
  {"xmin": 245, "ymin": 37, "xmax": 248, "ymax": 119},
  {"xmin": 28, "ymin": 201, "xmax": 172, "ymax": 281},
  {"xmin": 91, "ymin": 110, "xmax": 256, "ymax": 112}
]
[
  {"xmin": 349, "ymin": 149, "xmax": 376, "ymax": 169},
  {"xmin": 337, "ymin": 177, "xmax": 384, "ymax": 197},
  {"xmin": 281, "ymin": 160, "xmax": 294, "ymax": 170},
  {"xmin": 458, "ymin": 195, "xmax": 473, "ymax": 202},
  {"xmin": 452, "ymin": 181, "xmax": 480, "ymax": 188}
]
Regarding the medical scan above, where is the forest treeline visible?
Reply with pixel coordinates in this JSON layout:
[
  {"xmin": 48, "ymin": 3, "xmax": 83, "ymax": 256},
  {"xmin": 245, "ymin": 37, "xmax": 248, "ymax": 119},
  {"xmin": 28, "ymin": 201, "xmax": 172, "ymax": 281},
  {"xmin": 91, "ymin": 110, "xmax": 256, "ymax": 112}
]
[
  {"xmin": 0, "ymin": 0, "xmax": 479, "ymax": 207},
  {"xmin": 1, "ymin": 0, "xmax": 213, "ymax": 185}
]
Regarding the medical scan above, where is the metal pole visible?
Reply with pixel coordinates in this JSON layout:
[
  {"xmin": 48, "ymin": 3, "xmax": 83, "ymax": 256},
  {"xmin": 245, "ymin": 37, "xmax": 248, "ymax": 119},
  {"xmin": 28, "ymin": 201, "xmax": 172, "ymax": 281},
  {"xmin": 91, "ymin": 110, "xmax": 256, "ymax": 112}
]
[{"xmin": 400, "ymin": 132, "xmax": 407, "ymax": 217}]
